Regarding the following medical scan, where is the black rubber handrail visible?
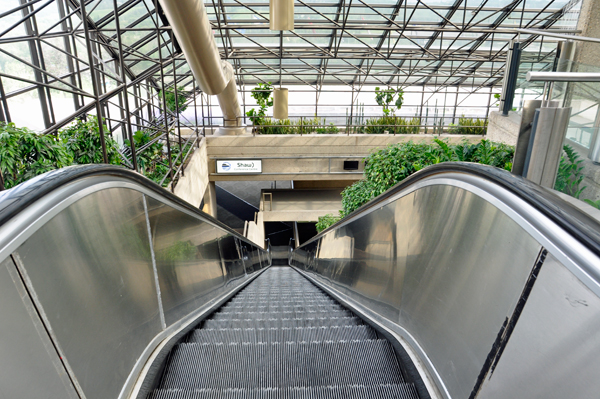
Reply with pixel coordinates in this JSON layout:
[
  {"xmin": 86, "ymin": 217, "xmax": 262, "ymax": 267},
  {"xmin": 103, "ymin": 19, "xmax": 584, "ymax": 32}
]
[
  {"xmin": 302, "ymin": 162, "xmax": 600, "ymax": 258},
  {"xmin": 0, "ymin": 164, "xmax": 260, "ymax": 248}
]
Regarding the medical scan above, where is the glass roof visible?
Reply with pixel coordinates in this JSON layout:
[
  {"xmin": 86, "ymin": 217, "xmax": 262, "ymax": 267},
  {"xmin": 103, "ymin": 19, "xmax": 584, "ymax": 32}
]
[{"xmin": 0, "ymin": 0, "xmax": 583, "ymax": 131}]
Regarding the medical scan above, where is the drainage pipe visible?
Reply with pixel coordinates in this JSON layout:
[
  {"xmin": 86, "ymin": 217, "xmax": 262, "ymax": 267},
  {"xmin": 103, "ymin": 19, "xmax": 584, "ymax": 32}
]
[{"xmin": 158, "ymin": 0, "xmax": 245, "ymax": 134}]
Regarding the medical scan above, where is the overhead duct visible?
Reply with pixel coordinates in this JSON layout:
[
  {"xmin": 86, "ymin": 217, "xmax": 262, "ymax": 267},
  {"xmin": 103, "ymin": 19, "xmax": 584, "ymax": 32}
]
[{"xmin": 158, "ymin": 0, "xmax": 245, "ymax": 135}]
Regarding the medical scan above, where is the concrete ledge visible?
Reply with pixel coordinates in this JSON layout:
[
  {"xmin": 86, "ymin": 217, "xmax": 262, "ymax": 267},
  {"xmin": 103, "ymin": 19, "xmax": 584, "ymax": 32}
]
[
  {"xmin": 486, "ymin": 111, "xmax": 521, "ymax": 145},
  {"xmin": 173, "ymin": 138, "xmax": 208, "ymax": 208},
  {"xmin": 207, "ymin": 134, "xmax": 484, "ymax": 181}
]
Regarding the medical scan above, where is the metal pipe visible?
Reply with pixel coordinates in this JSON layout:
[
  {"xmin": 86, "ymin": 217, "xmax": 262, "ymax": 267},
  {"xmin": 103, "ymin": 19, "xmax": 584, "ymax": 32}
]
[
  {"xmin": 158, "ymin": 0, "xmax": 243, "ymax": 130},
  {"xmin": 516, "ymin": 28, "xmax": 599, "ymax": 44},
  {"xmin": 526, "ymin": 72, "xmax": 600, "ymax": 82}
]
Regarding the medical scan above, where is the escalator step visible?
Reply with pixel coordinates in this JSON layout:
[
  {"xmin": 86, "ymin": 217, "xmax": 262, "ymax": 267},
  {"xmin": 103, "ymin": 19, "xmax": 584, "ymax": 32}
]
[
  {"xmin": 219, "ymin": 304, "xmax": 344, "ymax": 311},
  {"xmin": 188, "ymin": 325, "xmax": 377, "ymax": 343},
  {"xmin": 160, "ymin": 340, "xmax": 403, "ymax": 389},
  {"xmin": 210, "ymin": 309, "xmax": 353, "ymax": 320},
  {"xmin": 149, "ymin": 383, "xmax": 419, "ymax": 399},
  {"xmin": 202, "ymin": 316, "xmax": 363, "ymax": 329}
]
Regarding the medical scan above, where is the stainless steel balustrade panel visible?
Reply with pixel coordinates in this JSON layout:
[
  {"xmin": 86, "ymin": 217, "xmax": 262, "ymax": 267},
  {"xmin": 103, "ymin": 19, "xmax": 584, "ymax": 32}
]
[
  {"xmin": 478, "ymin": 252, "xmax": 600, "ymax": 399},
  {"xmin": 145, "ymin": 197, "xmax": 244, "ymax": 326},
  {"xmin": 300, "ymin": 185, "xmax": 542, "ymax": 399},
  {"xmin": 15, "ymin": 188, "xmax": 162, "ymax": 399},
  {"xmin": 0, "ymin": 257, "xmax": 79, "ymax": 399}
]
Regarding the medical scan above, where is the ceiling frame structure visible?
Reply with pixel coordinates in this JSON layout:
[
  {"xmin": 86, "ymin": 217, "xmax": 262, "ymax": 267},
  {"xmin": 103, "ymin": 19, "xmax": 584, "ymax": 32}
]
[{"xmin": 0, "ymin": 0, "xmax": 583, "ymax": 141}]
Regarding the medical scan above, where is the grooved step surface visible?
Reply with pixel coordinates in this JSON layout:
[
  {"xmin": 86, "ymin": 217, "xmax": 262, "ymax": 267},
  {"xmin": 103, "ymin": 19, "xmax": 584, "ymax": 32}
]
[
  {"xmin": 149, "ymin": 384, "xmax": 420, "ymax": 399},
  {"xmin": 188, "ymin": 326, "xmax": 377, "ymax": 344},
  {"xmin": 150, "ymin": 267, "xmax": 419, "ymax": 399}
]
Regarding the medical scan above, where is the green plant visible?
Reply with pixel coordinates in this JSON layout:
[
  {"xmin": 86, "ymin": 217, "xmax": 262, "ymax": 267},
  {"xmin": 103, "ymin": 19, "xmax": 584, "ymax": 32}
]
[
  {"xmin": 156, "ymin": 240, "xmax": 197, "ymax": 262},
  {"xmin": 160, "ymin": 86, "xmax": 188, "ymax": 114},
  {"xmin": 59, "ymin": 116, "xmax": 121, "ymax": 165},
  {"xmin": 584, "ymin": 199, "xmax": 600, "ymax": 209},
  {"xmin": 374, "ymin": 87, "xmax": 404, "ymax": 116},
  {"xmin": 365, "ymin": 116, "xmax": 421, "ymax": 134},
  {"xmin": 246, "ymin": 82, "xmax": 273, "ymax": 126},
  {"xmin": 340, "ymin": 139, "xmax": 515, "ymax": 215},
  {"xmin": 125, "ymin": 130, "xmax": 166, "ymax": 181},
  {"xmin": 316, "ymin": 213, "xmax": 342, "ymax": 232},
  {"xmin": 258, "ymin": 118, "xmax": 295, "ymax": 134},
  {"xmin": 555, "ymin": 145, "xmax": 586, "ymax": 199},
  {"xmin": 448, "ymin": 116, "xmax": 488, "ymax": 135},
  {"xmin": 0, "ymin": 122, "xmax": 71, "ymax": 189}
]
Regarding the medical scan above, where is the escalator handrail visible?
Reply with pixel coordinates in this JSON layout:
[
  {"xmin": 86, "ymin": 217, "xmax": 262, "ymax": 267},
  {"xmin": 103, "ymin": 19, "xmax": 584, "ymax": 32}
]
[
  {"xmin": 303, "ymin": 162, "xmax": 600, "ymax": 257},
  {"xmin": 0, "ymin": 164, "xmax": 259, "ymax": 249}
]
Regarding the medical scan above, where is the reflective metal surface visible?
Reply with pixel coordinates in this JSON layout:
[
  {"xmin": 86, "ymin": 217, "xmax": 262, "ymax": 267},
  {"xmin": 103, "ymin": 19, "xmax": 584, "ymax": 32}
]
[
  {"xmin": 146, "ymin": 196, "xmax": 249, "ymax": 326},
  {"xmin": 294, "ymin": 184, "xmax": 543, "ymax": 399},
  {"xmin": 0, "ymin": 168, "xmax": 269, "ymax": 399},
  {"xmin": 16, "ymin": 188, "xmax": 163, "ymax": 399},
  {"xmin": 0, "ymin": 257, "xmax": 78, "ymax": 399},
  {"xmin": 478, "ymin": 252, "xmax": 600, "ymax": 399}
]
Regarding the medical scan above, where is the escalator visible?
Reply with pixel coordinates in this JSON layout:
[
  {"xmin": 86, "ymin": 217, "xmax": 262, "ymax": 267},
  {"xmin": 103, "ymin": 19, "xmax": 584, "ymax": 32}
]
[
  {"xmin": 150, "ymin": 267, "xmax": 419, "ymax": 399},
  {"xmin": 2, "ymin": 163, "xmax": 600, "ymax": 399}
]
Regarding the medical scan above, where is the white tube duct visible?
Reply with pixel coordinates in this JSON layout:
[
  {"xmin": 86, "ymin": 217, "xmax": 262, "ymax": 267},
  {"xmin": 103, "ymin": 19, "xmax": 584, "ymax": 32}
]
[{"xmin": 158, "ymin": 0, "xmax": 244, "ymax": 132}]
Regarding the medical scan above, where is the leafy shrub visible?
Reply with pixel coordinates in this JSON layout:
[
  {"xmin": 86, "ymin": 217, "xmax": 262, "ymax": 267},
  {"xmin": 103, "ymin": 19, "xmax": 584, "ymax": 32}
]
[
  {"xmin": 0, "ymin": 122, "xmax": 71, "ymax": 189},
  {"xmin": 59, "ymin": 116, "xmax": 121, "ymax": 165},
  {"xmin": 365, "ymin": 116, "xmax": 421, "ymax": 134},
  {"xmin": 258, "ymin": 117, "xmax": 340, "ymax": 135},
  {"xmin": 316, "ymin": 213, "xmax": 341, "ymax": 233},
  {"xmin": 554, "ymin": 145, "xmax": 585, "ymax": 199},
  {"xmin": 448, "ymin": 116, "xmax": 488, "ymax": 135},
  {"xmin": 125, "ymin": 130, "xmax": 169, "ymax": 183},
  {"xmin": 340, "ymin": 139, "xmax": 514, "ymax": 215},
  {"xmin": 160, "ymin": 86, "xmax": 188, "ymax": 114},
  {"xmin": 259, "ymin": 118, "xmax": 296, "ymax": 134}
]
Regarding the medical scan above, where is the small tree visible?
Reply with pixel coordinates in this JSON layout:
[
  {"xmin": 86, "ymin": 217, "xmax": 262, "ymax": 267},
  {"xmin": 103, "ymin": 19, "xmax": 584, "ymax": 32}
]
[
  {"xmin": 375, "ymin": 87, "xmax": 404, "ymax": 116},
  {"xmin": 59, "ymin": 116, "xmax": 121, "ymax": 165},
  {"xmin": 160, "ymin": 86, "xmax": 188, "ymax": 115},
  {"xmin": 246, "ymin": 82, "xmax": 273, "ymax": 126}
]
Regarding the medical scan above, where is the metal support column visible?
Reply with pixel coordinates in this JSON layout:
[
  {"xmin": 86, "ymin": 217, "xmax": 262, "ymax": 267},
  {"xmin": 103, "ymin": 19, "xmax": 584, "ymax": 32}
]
[
  {"xmin": 500, "ymin": 40, "xmax": 522, "ymax": 116},
  {"xmin": 113, "ymin": 0, "xmax": 137, "ymax": 171},
  {"xmin": 78, "ymin": 0, "xmax": 108, "ymax": 164}
]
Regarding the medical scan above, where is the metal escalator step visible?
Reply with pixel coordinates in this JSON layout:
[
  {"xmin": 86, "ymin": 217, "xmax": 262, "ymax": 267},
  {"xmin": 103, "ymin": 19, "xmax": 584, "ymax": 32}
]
[
  {"xmin": 202, "ymin": 316, "xmax": 363, "ymax": 329},
  {"xmin": 149, "ymin": 383, "xmax": 420, "ymax": 399},
  {"xmin": 160, "ymin": 340, "xmax": 403, "ymax": 389},
  {"xmin": 218, "ymin": 304, "xmax": 346, "ymax": 312},
  {"xmin": 188, "ymin": 325, "xmax": 377, "ymax": 343},
  {"xmin": 210, "ymin": 309, "xmax": 353, "ymax": 320}
]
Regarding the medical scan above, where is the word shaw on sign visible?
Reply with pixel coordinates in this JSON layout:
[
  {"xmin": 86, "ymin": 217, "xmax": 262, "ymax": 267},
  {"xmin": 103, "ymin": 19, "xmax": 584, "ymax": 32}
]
[{"xmin": 216, "ymin": 160, "xmax": 262, "ymax": 174}]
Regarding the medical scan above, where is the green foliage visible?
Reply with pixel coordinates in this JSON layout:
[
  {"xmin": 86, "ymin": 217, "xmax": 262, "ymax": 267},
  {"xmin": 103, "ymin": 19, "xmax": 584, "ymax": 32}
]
[
  {"xmin": 374, "ymin": 87, "xmax": 404, "ymax": 116},
  {"xmin": 156, "ymin": 240, "xmax": 197, "ymax": 262},
  {"xmin": 246, "ymin": 82, "xmax": 273, "ymax": 126},
  {"xmin": 125, "ymin": 130, "xmax": 168, "ymax": 183},
  {"xmin": 340, "ymin": 139, "xmax": 515, "ymax": 215},
  {"xmin": 59, "ymin": 116, "xmax": 121, "ymax": 165},
  {"xmin": 0, "ymin": 122, "xmax": 71, "ymax": 189},
  {"xmin": 340, "ymin": 179, "xmax": 377, "ymax": 217},
  {"xmin": 365, "ymin": 116, "xmax": 421, "ymax": 134},
  {"xmin": 554, "ymin": 145, "xmax": 586, "ymax": 199},
  {"xmin": 316, "ymin": 213, "xmax": 342, "ymax": 233},
  {"xmin": 448, "ymin": 116, "xmax": 488, "ymax": 135},
  {"xmin": 584, "ymin": 199, "xmax": 600, "ymax": 209},
  {"xmin": 258, "ymin": 117, "xmax": 340, "ymax": 135},
  {"xmin": 160, "ymin": 86, "xmax": 188, "ymax": 114}
]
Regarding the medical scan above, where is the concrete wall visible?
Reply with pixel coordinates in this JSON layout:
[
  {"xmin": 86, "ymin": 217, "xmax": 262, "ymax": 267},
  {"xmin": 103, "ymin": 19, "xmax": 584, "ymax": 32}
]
[
  {"xmin": 206, "ymin": 134, "xmax": 484, "ymax": 182},
  {"xmin": 569, "ymin": 0, "xmax": 600, "ymax": 202},
  {"xmin": 173, "ymin": 138, "xmax": 209, "ymax": 208},
  {"xmin": 486, "ymin": 111, "xmax": 521, "ymax": 146}
]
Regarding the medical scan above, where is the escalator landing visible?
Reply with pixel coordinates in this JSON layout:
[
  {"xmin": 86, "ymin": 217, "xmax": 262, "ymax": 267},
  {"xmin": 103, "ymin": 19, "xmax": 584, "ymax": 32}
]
[{"xmin": 149, "ymin": 267, "xmax": 419, "ymax": 399}]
